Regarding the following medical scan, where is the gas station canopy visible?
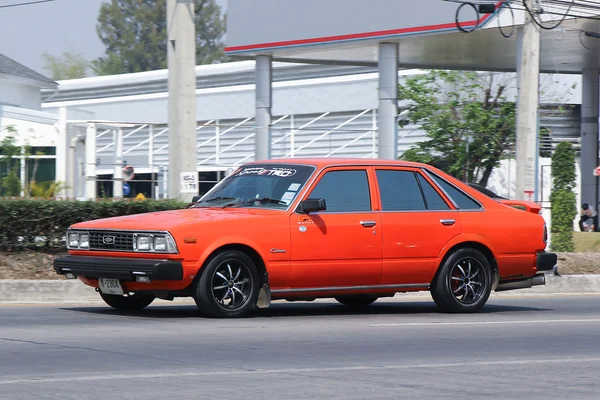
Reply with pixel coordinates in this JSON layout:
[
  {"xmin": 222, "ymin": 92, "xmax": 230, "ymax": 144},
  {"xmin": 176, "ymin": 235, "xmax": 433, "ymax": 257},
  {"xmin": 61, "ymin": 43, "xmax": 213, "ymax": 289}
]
[{"xmin": 225, "ymin": 0, "xmax": 600, "ymax": 74}]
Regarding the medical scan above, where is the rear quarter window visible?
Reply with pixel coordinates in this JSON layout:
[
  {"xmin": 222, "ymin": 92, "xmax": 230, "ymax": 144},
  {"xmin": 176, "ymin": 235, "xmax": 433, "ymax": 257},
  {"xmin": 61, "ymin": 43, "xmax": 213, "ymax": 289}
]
[{"xmin": 428, "ymin": 173, "xmax": 482, "ymax": 210}]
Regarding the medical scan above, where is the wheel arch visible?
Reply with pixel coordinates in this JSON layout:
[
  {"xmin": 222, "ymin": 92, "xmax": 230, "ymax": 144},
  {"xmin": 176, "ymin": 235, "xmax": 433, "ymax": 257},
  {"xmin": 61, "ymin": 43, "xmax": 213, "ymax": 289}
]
[
  {"xmin": 195, "ymin": 243, "xmax": 268, "ymax": 287},
  {"xmin": 432, "ymin": 240, "xmax": 499, "ymax": 289}
]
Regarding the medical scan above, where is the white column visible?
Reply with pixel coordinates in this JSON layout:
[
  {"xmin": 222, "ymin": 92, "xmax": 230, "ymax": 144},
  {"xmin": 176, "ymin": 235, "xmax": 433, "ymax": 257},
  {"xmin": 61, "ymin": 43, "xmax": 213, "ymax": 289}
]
[
  {"xmin": 581, "ymin": 69, "xmax": 600, "ymax": 209},
  {"xmin": 19, "ymin": 147, "xmax": 26, "ymax": 197},
  {"xmin": 55, "ymin": 107, "xmax": 68, "ymax": 199},
  {"xmin": 255, "ymin": 55, "xmax": 272, "ymax": 161},
  {"xmin": 167, "ymin": 0, "xmax": 197, "ymax": 201},
  {"xmin": 113, "ymin": 129, "xmax": 123, "ymax": 199},
  {"xmin": 378, "ymin": 42, "xmax": 399, "ymax": 160},
  {"xmin": 515, "ymin": 3, "xmax": 541, "ymax": 201},
  {"xmin": 85, "ymin": 123, "xmax": 97, "ymax": 200}
]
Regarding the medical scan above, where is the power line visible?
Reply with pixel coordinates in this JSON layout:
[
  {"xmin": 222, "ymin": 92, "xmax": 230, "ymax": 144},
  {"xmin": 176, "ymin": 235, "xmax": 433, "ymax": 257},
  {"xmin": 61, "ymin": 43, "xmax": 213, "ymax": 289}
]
[{"xmin": 0, "ymin": 0, "xmax": 56, "ymax": 9}]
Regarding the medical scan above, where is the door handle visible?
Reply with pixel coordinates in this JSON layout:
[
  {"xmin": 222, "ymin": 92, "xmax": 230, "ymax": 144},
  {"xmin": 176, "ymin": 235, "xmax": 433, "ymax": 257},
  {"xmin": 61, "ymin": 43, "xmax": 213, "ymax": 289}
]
[
  {"xmin": 440, "ymin": 219, "xmax": 456, "ymax": 226},
  {"xmin": 360, "ymin": 220, "xmax": 377, "ymax": 228}
]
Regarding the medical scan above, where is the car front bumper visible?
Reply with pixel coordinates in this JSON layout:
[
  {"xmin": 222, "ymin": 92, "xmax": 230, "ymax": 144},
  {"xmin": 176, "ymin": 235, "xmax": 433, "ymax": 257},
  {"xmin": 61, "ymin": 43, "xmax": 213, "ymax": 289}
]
[
  {"xmin": 536, "ymin": 251, "xmax": 558, "ymax": 272},
  {"xmin": 53, "ymin": 255, "xmax": 184, "ymax": 281}
]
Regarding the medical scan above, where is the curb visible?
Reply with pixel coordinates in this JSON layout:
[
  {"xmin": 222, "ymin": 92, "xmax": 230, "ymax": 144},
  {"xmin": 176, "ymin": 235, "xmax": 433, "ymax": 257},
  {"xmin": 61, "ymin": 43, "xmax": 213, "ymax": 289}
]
[{"xmin": 0, "ymin": 273, "xmax": 598, "ymax": 305}]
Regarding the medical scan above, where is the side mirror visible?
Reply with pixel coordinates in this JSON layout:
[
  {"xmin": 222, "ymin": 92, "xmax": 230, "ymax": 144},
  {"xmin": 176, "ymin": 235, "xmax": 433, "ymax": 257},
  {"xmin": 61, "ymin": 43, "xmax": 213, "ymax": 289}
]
[{"xmin": 298, "ymin": 198, "xmax": 326, "ymax": 214}]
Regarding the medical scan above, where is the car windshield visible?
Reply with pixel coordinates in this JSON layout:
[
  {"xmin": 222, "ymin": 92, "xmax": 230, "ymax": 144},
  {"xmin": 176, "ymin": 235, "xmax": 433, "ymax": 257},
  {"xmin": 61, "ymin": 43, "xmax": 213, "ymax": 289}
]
[{"xmin": 193, "ymin": 164, "xmax": 316, "ymax": 209}]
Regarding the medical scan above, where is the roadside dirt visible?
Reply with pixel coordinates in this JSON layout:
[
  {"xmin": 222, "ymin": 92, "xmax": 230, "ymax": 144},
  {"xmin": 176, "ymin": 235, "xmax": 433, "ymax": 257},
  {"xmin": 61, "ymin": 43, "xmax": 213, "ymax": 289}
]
[
  {"xmin": 0, "ymin": 250, "xmax": 599, "ymax": 279},
  {"xmin": 0, "ymin": 251, "xmax": 67, "ymax": 280}
]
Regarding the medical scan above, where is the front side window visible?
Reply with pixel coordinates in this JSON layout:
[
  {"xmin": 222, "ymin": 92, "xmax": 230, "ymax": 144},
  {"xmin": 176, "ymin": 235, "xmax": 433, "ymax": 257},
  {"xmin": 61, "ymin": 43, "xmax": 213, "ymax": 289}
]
[
  {"xmin": 307, "ymin": 170, "xmax": 371, "ymax": 212},
  {"xmin": 375, "ymin": 170, "xmax": 427, "ymax": 211},
  {"xmin": 194, "ymin": 164, "xmax": 315, "ymax": 209}
]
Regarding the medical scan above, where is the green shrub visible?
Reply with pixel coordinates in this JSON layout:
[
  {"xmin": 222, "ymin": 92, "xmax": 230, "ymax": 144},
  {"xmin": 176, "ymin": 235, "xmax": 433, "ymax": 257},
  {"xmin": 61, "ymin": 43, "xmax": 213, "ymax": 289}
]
[
  {"xmin": 550, "ymin": 141, "xmax": 577, "ymax": 252},
  {"xmin": 550, "ymin": 190, "xmax": 576, "ymax": 252},
  {"xmin": 0, "ymin": 198, "xmax": 188, "ymax": 252}
]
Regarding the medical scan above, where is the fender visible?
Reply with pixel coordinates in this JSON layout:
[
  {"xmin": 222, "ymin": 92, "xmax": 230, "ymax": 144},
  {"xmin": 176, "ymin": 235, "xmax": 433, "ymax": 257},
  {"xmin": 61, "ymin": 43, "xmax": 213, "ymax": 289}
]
[
  {"xmin": 432, "ymin": 232, "xmax": 498, "ymax": 275},
  {"xmin": 194, "ymin": 235, "xmax": 271, "ymax": 274}
]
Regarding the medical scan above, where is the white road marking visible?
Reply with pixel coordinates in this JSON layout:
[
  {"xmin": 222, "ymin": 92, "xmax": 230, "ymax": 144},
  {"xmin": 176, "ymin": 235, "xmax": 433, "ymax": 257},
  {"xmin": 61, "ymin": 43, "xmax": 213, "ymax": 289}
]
[
  {"xmin": 370, "ymin": 318, "xmax": 600, "ymax": 327},
  {"xmin": 2, "ymin": 357, "xmax": 600, "ymax": 385}
]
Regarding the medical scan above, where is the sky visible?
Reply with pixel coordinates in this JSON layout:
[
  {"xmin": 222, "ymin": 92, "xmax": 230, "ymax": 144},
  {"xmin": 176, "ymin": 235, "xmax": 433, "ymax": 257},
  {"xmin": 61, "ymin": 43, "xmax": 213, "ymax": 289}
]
[{"xmin": 0, "ymin": 0, "xmax": 227, "ymax": 76}]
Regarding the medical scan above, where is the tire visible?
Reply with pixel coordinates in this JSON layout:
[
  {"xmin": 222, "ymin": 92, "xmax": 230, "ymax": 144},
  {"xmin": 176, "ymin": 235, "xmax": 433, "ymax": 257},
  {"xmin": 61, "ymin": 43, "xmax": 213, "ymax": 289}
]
[
  {"xmin": 99, "ymin": 291, "xmax": 155, "ymax": 310},
  {"xmin": 335, "ymin": 294, "xmax": 378, "ymax": 307},
  {"xmin": 430, "ymin": 247, "xmax": 492, "ymax": 313},
  {"xmin": 193, "ymin": 250, "xmax": 260, "ymax": 318}
]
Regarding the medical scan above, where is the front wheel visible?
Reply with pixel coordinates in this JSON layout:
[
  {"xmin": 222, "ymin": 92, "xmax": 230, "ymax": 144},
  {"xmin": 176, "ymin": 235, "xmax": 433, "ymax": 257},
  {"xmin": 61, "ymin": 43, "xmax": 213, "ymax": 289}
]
[
  {"xmin": 431, "ymin": 248, "xmax": 492, "ymax": 313},
  {"xmin": 193, "ymin": 250, "xmax": 260, "ymax": 318},
  {"xmin": 99, "ymin": 291, "xmax": 155, "ymax": 310}
]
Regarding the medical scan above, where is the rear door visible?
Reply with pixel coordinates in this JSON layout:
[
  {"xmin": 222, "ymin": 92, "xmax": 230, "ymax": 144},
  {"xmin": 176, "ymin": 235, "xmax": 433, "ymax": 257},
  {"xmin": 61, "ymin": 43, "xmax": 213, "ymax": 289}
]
[
  {"xmin": 373, "ymin": 167, "xmax": 462, "ymax": 285},
  {"xmin": 289, "ymin": 167, "xmax": 383, "ymax": 288}
]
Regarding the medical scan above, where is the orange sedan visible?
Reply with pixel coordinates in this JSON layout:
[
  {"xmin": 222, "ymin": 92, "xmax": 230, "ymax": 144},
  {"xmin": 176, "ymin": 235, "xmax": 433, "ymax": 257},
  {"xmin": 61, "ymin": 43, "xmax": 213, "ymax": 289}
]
[{"xmin": 53, "ymin": 158, "xmax": 557, "ymax": 318}]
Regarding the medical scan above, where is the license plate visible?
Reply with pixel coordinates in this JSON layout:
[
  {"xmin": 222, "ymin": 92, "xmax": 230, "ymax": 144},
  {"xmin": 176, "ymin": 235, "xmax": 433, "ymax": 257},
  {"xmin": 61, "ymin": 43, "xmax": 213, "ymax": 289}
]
[{"xmin": 99, "ymin": 278, "xmax": 124, "ymax": 295}]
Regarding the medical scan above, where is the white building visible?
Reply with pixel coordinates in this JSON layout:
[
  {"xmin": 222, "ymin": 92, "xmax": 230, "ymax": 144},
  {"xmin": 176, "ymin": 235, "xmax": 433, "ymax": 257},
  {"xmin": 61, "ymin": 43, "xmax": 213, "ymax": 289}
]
[
  {"xmin": 39, "ymin": 60, "xmax": 582, "ymax": 207},
  {"xmin": 0, "ymin": 53, "xmax": 58, "ymax": 195}
]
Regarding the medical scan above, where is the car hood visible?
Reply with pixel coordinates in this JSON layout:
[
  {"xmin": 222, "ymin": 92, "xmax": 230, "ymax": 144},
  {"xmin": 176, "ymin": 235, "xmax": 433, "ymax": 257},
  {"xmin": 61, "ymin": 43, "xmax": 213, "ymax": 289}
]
[{"xmin": 70, "ymin": 207, "xmax": 287, "ymax": 231}]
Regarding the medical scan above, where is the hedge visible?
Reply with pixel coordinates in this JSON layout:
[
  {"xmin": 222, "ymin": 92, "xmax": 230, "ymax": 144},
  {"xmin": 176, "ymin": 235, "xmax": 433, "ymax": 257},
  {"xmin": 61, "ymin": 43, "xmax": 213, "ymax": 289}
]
[{"xmin": 0, "ymin": 198, "xmax": 188, "ymax": 251}]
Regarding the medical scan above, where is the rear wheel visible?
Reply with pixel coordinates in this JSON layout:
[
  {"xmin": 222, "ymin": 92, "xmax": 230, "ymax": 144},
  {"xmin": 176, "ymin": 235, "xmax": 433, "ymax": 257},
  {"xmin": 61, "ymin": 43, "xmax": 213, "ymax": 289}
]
[
  {"xmin": 99, "ymin": 291, "xmax": 155, "ymax": 310},
  {"xmin": 194, "ymin": 250, "xmax": 260, "ymax": 318},
  {"xmin": 431, "ymin": 248, "xmax": 492, "ymax": 313},
  {"xmin": 335, "ymin": 294, "xmax": 378, "ymax": 307}
]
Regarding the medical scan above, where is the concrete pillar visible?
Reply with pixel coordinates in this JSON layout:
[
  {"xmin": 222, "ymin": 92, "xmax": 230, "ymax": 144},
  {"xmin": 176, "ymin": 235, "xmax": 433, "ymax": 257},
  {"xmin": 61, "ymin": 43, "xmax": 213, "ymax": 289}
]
[
  {"xmin": 55, "ymin": 107, "xmax": 68, "ymax": 199},
  {"xmin": 581, "ymin": 69, "xmax": 600, "ymax": 209},
  {"xmin": 255, "ymin": 55, "xmax": 272, "ymax": 161},
  {"xmin": 167, "ymin": 0, "xmax": 197, "ymax": 201},
  {"xmin": 515, "ymin": 13, "xmax": 541, "ymax": 201},
  {"xmin": 378, "ymin": 42, "xmax": 399, "ymax": 160},
  {"xmin": 113, "ymin": 129, "xmax": 123, "ymax": 199},
  {"xmin": 85, "ymin": 123, "xmax": 97, "ymax": 200}
]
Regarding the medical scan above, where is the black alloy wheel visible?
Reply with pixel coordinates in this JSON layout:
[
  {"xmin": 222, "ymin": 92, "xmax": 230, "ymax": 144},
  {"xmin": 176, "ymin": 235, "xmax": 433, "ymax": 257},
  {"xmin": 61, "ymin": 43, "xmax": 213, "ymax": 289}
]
[
  {"xmin": 431, "ymin": 248, "xmax": 492, "ymax": 313},
  {"xmin": 194, "ymin": 250, "xmax": 260, "ymax": 318}
]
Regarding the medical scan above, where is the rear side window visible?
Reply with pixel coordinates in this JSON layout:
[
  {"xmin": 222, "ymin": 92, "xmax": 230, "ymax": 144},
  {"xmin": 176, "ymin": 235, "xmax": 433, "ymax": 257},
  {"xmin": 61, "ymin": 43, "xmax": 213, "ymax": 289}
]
[
  {"xmin": 428, "ymin": 173, "xmax": 482, "ymax": 210},
  {"xmin": 375, "ymin": 170, "xmax": 426, "ymax": 211},
  {"xmin": 308, "ymin": 170, "xmax": 371, "ymax": 212},
  {"xmin": 416, "ymin": 174, "xmax": 451, "ymax": 210}
]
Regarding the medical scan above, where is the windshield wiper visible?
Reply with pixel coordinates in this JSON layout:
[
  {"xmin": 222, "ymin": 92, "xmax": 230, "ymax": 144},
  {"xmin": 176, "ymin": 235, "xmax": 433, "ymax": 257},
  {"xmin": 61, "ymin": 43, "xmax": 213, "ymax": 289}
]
[
  {"xmin": 199, "ymin": 196, "xmax": 238, "ymax": 203},
  {"xmin": 192, "ymin": 196, "xmax": 238, "ymax": 207},
  {"xmin": 253, "ymin": 197, "xmax": 287, "ymax": 205},
  {"xmin": 221, "ymin": 197, "xmax": 287, "ymax": 208}
]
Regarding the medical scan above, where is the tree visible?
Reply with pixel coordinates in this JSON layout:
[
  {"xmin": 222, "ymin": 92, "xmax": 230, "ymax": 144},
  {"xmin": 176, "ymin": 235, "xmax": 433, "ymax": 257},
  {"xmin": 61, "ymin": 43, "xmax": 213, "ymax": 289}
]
[
  {"xmin": 550, "ymin": 141, "xmax": 577, "ymax": 252},
  {"xmin": 41, "ymin": 51, "xmax": 90, "ymax": 80},
  {"xmin": 93, "ymin": 0, "xmax": 226, "ymax": 76},
  {"xmin": 398, "ymin": 70, "xmax": 516, "ymax": 187},
  {"xmin": 0, "ymin": 126, "xmax": 22, "ymax": 197}
]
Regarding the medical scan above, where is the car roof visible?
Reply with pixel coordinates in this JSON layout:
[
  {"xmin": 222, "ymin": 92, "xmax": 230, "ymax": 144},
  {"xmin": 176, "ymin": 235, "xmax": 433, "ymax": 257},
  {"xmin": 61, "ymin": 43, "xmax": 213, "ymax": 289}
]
[{"xmin": 246, "ymin": 158, "xmax": 429, "ymax": 169}]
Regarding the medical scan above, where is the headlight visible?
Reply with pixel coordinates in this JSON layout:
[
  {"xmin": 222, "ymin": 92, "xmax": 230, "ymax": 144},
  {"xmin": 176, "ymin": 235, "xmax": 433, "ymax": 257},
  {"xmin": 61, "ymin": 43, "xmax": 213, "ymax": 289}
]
[
  {"xmin": 67, "ymin": 231, "xmax": 89, "ymax": 249},
  {"xmin": 133, "ymin": 233, "xmax": 178, "ymax": 253},
  {"xmin": 65, "ymin": 229, "xmax": 178, "ymax": 254}
]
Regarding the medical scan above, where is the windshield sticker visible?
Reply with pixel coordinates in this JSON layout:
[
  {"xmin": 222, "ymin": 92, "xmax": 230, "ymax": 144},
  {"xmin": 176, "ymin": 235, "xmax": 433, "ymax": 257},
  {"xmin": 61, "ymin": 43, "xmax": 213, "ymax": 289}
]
[
  {"xmin": 281, "ymin": 191, "xmax": 296, "ymax": 205},
  {"xmin": 288, "ymin": 183, "xmax": 301, "ymax": 192},
  {"xmin": 236, "ymin": 167, "xmax": 297, "ymax": 178}
]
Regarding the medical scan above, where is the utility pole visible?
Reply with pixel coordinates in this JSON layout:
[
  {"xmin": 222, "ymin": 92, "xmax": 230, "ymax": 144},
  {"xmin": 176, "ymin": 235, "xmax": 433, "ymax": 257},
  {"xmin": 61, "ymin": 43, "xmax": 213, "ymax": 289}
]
[
  {"xmin": 167, "ymin": 0, "xmax": 198, "ymax": 201},
  {"xmin": 515, "ymin": 0, "xmax": 541, "ymax": 201}
]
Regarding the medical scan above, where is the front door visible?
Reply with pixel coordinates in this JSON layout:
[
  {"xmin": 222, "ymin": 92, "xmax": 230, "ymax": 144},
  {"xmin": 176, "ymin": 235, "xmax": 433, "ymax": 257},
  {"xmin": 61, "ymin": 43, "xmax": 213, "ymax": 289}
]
[
  {"xmin": 289, "ymin": 167, "xmax": 383, "ymax": 288},
  {"xmin": 373, "ymin": 167, "xmax": 463, "ymax": 285}
]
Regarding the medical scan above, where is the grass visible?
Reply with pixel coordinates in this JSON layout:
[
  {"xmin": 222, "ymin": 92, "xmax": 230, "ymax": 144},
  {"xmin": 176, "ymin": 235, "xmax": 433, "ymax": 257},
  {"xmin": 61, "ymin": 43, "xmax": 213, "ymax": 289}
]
[{"xmin": 573, "ymin": 232, "xmax": 600, "ymax": 253}]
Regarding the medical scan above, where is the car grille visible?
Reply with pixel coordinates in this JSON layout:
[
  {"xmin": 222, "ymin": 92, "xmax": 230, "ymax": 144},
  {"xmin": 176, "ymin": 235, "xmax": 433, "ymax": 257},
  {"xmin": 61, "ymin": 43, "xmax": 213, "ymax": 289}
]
[{"xmin": 88, "ymin": 231, "xmax": 134, "ymax": 251}]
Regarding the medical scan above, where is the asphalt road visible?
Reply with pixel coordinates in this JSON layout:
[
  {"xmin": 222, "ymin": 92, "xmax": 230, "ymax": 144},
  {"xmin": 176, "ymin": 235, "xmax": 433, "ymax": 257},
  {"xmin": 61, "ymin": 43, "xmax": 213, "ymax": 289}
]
[{"xmin": 1, "ymin": 295, "xmax": 600, "ymax": 399}]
